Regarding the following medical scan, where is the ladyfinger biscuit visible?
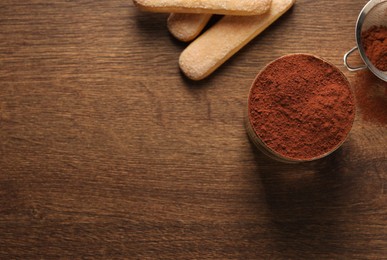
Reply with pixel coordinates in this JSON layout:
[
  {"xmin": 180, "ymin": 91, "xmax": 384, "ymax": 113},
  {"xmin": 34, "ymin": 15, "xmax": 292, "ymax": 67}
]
[
  {"xmin": 179, "ymin": 0, "xmax": 295, "ymax": 80},
  {"xmin": 133, "ymin": 0, "xmax": 272, "ymax": 16},
  {"xmin": 168, "ymin": 13, "xmax": 212, "ymax": 42}
]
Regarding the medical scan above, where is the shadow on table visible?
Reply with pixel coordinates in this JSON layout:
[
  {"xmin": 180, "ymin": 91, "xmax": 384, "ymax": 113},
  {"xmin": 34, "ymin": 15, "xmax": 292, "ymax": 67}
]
[{"xmin": 251, "ymin": 142, "xmax": 354, "ymax": 257}]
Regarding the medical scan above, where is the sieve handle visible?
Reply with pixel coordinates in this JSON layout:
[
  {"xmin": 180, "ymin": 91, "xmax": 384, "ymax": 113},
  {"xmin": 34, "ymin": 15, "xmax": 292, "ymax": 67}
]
[{"xmin": 343, "ymin": 46, "xmax": 367, "ymax": 71}]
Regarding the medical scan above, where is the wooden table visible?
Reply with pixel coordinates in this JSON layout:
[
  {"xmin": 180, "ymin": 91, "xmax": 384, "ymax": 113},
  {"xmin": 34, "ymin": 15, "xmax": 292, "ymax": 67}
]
[{"xmin": 1, "ymin": 0, "xmax": 386, "ymax": 258}]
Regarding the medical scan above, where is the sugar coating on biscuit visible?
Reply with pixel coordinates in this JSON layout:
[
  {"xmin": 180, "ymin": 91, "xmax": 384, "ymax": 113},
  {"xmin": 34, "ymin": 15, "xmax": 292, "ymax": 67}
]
[
  {"xmin": 134, "ymin": 0, "xmax": 272, "ymax": 15},
  {"xmin": 168, "ymin": 13, "xmax": 212, "ymax": 42},
  {"xmin": 179, "ymin": 0, "xmax": 295, "ymax": 80}
]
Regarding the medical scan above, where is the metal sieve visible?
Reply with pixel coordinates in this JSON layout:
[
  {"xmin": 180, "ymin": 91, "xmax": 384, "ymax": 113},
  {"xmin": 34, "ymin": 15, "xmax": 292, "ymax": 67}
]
[{"xmin": 344, "ymin": 0, "xmax": 387, "ymax": 82}]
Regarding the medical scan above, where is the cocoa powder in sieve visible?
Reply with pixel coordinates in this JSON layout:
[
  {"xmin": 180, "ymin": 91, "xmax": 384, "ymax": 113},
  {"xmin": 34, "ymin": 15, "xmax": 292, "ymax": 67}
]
[
  {"xmin": 248, "ymin": 54, "xmax": 355, "ymax": 160},
  {"xmin": 361, "ymin": 25, "xmax": 387, "ymax": 71}
]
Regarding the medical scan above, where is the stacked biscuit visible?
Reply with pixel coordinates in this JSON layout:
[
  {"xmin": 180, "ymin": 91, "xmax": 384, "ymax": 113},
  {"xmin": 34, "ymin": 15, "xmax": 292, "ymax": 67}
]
[{"xmin": 133, "ymin": 0, "xmax": 295, "ymax": 80}]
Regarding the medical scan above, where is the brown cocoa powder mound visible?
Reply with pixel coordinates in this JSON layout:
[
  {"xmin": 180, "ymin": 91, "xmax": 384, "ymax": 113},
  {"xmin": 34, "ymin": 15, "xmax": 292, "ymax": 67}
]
[
  {"xmin": 248, "ymin": 54, "xmax": 355, "ymax": 160},
  {"xmin": 353, "ymin": 70, "xmax": 387, "ymax": 125},
  {"xmin": 361, "ymin": 25, "xmax": 387, "ymax": 71}
]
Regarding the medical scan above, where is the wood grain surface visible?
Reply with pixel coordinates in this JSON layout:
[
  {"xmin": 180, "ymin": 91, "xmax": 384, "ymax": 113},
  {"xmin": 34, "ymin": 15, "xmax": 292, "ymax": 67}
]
[{"xmin": 1, "ymin": 0, "xmax": 386, "ymax": 259}]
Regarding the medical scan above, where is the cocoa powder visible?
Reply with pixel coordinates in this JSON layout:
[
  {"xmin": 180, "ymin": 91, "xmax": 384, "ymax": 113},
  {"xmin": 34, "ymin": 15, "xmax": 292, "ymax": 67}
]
[
  {"xmin": 248, "ymin": 54, "xmax": 355, "ymax": 160},
  {"xmin": 361, "ymin": 25, "xmax": 387, "ymax": 71},
  {"xmin": 352, "ymin": 69, "xmax": 387, "ymax": 125}
]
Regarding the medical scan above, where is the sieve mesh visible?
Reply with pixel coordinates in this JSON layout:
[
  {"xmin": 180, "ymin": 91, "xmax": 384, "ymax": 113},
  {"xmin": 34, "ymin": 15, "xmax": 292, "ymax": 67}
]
[{"xmin": 361, "ymin": 1, "xmax": 387, "ymax": 31}]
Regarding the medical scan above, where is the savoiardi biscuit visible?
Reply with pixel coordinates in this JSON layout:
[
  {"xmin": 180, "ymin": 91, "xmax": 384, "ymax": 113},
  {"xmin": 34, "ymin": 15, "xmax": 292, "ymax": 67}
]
[
  {"xmin": 133, "ymin": 0, "xmax": 272, "ymax": 16},
  {"xmin": 179, "ymin": 0, "xmax": 296, "ymax": 80},
  {"xmin": 167, "ymin": 13, "xmax": 212, "ymax": 42}
]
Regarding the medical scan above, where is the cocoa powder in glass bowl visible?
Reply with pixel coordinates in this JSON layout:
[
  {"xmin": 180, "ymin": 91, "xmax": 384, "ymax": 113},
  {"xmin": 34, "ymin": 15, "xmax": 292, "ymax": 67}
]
[{"xmin": 246, "ymin": 54, "xmax": 356, "ymax": 163}]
